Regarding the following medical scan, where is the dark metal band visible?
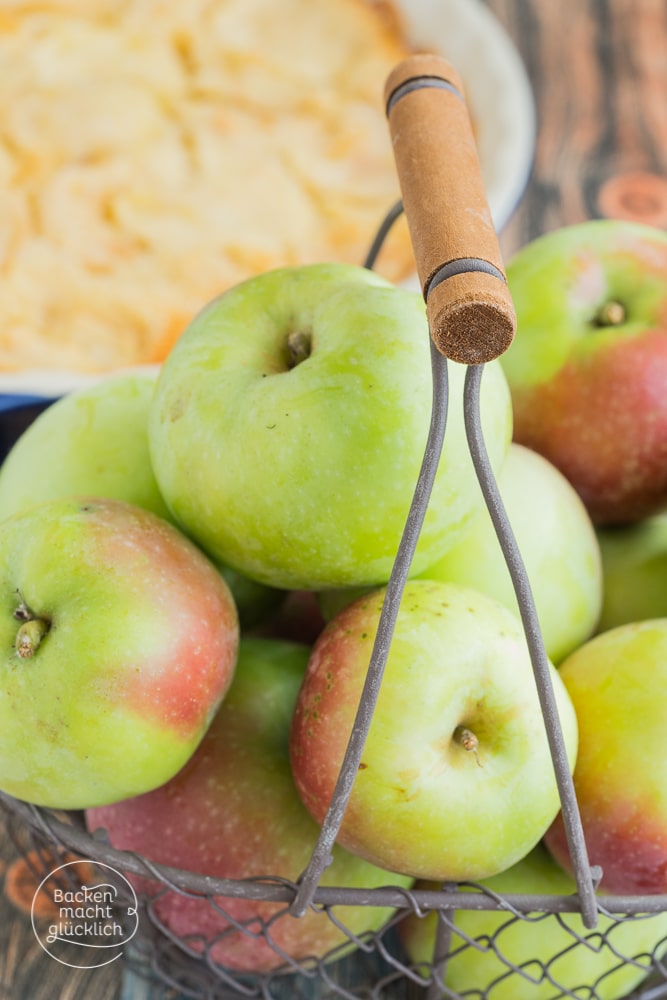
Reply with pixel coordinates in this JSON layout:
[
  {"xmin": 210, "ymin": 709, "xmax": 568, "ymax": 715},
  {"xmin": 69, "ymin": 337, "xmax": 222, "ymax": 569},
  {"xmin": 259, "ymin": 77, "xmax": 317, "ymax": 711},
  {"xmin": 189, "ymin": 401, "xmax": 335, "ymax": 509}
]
[
  {"xmin": 426, "ymin": 257, "xmax": 507, "ymax": 300},
  {"xmin": 386, "ymin": 75, "xmax": 463, "ymax": 116}
]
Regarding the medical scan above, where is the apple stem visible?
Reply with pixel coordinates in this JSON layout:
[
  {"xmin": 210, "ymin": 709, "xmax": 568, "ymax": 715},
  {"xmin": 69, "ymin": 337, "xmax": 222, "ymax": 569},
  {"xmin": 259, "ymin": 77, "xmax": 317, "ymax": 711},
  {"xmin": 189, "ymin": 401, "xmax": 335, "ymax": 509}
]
[
  {"xmin": 286, "ymin": 330, "xmax": 312, "ymax": 369},
  {"xmin": 453, "ymin": 725, "xmax": 482, "ymax": 767},
  {"xmin": 15, "ymin": 617, "xmax": 49, "ymax": 658},
  {"xmin": 594, "ymin": 300, "xmax": 626, "ymax": 326}
]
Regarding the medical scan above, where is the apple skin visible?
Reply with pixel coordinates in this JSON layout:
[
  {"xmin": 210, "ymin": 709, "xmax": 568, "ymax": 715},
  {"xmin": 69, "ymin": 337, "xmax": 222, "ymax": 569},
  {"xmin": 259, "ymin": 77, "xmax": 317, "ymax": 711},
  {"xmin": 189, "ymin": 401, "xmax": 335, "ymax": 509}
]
[
  {"xmin": 596, "ymin": 514, "xmax": 667, "ymax": 632},
  {"xmin": 399, "ymin": 844, "xmax": 667, "ymax": 1000},
  {"xmin": 149, "ymin": 262, "xmax": 512, "ymax": 590},
  {"xmin": 289, "ymin": 579, "xmax": 578, "ymax": 882},
  {"xmin": 86, "ymin": 637, "xmax": 413, "ymax": 974},
  {"xmin": 416, "ymin": 443, "xmax": 603, "ymax": 664},
  {"xmin": 501, "ymin": 219, "xmax": 667, "ymax": 525},
  {"xmin": 0, "ymin": 369, "xmax": 281, "ymax": 629},
  {"xmin": 0, "ymin": 370, "xmax": 172, "ymax": 523},
  {"xmin": 543, "ymin": 620, "xmax": 667, "ymax": 894},
  {"xmin": 0, "ymin": 496, "xmax": 239, "ymax": 809}
]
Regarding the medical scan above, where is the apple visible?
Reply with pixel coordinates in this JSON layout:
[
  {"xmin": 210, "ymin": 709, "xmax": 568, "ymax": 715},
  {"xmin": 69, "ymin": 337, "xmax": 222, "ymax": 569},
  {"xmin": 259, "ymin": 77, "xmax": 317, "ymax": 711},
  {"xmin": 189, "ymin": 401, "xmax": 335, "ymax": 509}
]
[
  {"xmin": 0, "ymin": 370, "xmax": 172, "ymax": 523},
  {"xmin": 544, "ymin": 619, "xmax": 667, "ymax": 894},
  {"xmin": 216, "ymin": 565, "xmax": 284, "ymax": 631},
  {"xmin": 86, "ymin": 637, "xmax": 413, "ymax": 973},
  {"xmin": 317, "ymin": 586, "xmax": 371, "ymax": 623},
  {"xmin": 596, "ymin": 514, "xmax": 667, "ymax": 632},
  {"xmin": 0, "ymin": 370, "xmax": 281, "ymax": 629},
  {"xmin": 416, "ymin": 443, "xmax": 603, "ymax": 664},
  {"xmin": 289, "ymin": 579, "xmax": 578, "ymax": 882},
  {"xmin": 149, "ymin": 262, "xmax": 513, "ymax": 590},
  {"xmin": 399, "ymin": 843, "xmax": 667, "ymax": 1000},
  {"xmin": 501, "ymin": 219, "xmax": 667, "ymax": 525},
  {"xmin": 0, "ymin": 495, "xmax": 239, "ymax": 809},
  {"xmin": 250, "ymin": 588, "xmax": 327, "ymax": 645}
]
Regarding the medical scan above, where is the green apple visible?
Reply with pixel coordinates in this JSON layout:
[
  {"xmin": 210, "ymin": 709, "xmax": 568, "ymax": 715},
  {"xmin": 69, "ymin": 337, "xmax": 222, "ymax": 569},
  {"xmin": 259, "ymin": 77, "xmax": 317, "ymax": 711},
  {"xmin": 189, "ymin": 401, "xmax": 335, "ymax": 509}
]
[
  {"xmin": 596, "ymin": 514, "xmax": 667, "ymax": 632},
  {"xmin": 399, "ymin": 844, "xmax": 667, "ymax": 999},
  {"xmin": 86, "ymin": 638, "xmax": 413, "ymax": 973},
  {"xmin": 289, "ymin": 579, "xmax": 578, "ymax": 882},
  {"xmin": 544, "ymin": 620, "xmax": 667, "ymax": 894},
  {"xmin": 149, "ymin": 263, "xmax": 513, "ymax": 590},
  {"xmin": 0, "ymin": 370, "xmax": 171, "ymax": 522},
  {"xmin": 501, "ymin": 219, "xmax": 667, "ymax": 525},
  {"xmin": 416, "ymin": 443, "xmax": 603, "ymax": 664},
  {"xmin": 0, "ymin": 496, "xmax": 239, "ymax": 809},
  {"xmin": 0, "ymin": 370, "xmax": 281, "ymax": 629}
]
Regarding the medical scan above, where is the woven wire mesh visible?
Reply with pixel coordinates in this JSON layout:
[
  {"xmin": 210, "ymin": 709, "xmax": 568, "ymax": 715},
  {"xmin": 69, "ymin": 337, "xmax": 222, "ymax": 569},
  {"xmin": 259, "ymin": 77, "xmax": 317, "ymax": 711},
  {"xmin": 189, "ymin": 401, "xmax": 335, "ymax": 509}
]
[
  {"xmin": 2, "ymin": 201, "xmax": 667, "ymax": 1000},
  {"xmin": 4, "ymin": 797, "xmax": 667, "ymax": 999}
]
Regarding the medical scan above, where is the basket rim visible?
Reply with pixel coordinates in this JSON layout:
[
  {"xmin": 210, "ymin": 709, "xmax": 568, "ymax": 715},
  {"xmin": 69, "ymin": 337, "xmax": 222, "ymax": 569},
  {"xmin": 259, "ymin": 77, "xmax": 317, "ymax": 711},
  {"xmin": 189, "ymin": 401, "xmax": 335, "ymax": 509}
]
[{"xmin": 4, "ymin": 792, "xmax": 667, "ymax": 919}]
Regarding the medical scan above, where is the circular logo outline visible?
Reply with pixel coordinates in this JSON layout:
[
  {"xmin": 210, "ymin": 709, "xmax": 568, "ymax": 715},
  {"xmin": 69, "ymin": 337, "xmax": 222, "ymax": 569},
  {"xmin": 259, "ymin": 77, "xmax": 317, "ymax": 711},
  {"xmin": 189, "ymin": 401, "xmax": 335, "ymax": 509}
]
[{"xmin": 31, "ymin": 859, "xmax": 140, "ymax": 969}]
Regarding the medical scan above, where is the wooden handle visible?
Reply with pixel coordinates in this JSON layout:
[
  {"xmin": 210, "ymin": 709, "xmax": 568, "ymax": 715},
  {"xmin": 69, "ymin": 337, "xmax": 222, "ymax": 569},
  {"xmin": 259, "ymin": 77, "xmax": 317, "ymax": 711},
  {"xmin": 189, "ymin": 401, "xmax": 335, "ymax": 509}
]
[{"xmin": 385, "ymin": 54, "xmax": 516, "ymax": 364}]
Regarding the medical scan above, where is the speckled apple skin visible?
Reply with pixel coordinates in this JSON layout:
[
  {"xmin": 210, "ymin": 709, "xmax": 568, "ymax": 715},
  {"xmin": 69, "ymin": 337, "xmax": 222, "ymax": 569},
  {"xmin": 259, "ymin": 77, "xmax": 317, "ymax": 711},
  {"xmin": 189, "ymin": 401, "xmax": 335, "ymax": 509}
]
[
  {"xmin": 544, "ymin": 620, "xmax": 667, "ymax": 894},
  {"xmin": 149, "ymin": 262, "xmax": 512, "ymax": 589},
  {"xmin": 596, "ymin": 513, "xmax": 667, "ymax": 631},
  {"xmin": 289, "ymin": 579, "xmax": 578, "ymax": 882},
  {"xmin": 0, "ymin": 496, "xmax": 239, "ymax": 808},
  {"xmin": 0, "ymin": 371, "xmax": 279, "ymax": 630},
  {"xmin": 0, "ymin": 370, "xmax": 173, "ymax": 524},
  {"xmin": 86, "ymin": 638, "xmax": 413, "ymax": 973},
  {"xmin": 503, "ymin": 220, "xmax": 667, "ymax": 525},
  {"xmin": 417, "ymin": 443, "xmax": 603, "ymax": 665}
]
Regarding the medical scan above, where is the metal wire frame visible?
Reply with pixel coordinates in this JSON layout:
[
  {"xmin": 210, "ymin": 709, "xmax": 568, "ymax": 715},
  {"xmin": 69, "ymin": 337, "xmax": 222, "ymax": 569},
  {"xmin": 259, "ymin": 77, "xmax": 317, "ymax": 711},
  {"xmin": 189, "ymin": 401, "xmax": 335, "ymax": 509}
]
[
  {"xmin": 3, "ymin": 201, "xmax": 667, "ymax": 998},
  {"xmin": 5, "ymin": 796, "xmax": 667, "ymax": 1000},
  {"xmin": 6, "ymin": 792, "xmax": 667, "ymax": 921}
]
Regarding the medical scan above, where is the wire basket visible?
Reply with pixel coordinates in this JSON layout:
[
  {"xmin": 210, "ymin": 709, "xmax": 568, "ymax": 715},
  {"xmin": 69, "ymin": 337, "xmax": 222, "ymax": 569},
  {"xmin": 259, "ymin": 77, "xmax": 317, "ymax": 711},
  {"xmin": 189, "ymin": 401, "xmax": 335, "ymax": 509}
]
[
  {"xmin": 4, "ymin": 796, "xmax": 667, "ymax": 1000},
  {"xmin": 3, "ymin": 53, "xmax": 667, "ymax": 1000}
]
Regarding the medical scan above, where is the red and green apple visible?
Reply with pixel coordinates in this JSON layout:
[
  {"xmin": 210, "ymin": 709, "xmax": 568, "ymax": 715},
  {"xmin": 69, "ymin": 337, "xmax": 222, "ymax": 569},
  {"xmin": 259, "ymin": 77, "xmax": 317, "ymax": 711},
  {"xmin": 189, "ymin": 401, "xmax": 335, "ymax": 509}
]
[
  {"xmin": 0, "ymin": 369, "xmax": 281, "ymax": 629},
  {"xmin": 0, "ymin": 496, "xmax": 239, "ymax": 809},
  {"xmin": 86, "ymin": 637, "xmax": 413, "ymax": 973},
  {"xmin": 290, "ymin": 579, "xmax": 578, "ymax": 882},
  {"xmin": 544, "ymin": 619, "xmax": 667, "ymax": 894},
  {"xmin": 502, "ymin": 219, "xmax": 667, "ymax": 525}
]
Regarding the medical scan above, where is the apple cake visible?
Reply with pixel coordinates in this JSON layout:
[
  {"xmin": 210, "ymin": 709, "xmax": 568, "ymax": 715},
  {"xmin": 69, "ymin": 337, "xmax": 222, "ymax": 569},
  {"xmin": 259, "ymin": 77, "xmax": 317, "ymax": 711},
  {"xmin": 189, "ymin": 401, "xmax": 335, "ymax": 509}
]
[{"xmin": 0, "ymin": 0, "xmax": 416, "ymax": 373}]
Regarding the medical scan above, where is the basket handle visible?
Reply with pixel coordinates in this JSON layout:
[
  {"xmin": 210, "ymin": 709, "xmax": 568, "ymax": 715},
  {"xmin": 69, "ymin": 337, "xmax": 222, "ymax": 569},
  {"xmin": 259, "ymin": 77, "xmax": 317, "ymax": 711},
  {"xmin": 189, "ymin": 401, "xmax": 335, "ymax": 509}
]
[
  {"xmin": 290, "ymin": 55, "xmax": 601, "ymax": 933},
  {"xmin": 385, "ymin": 53, "xmax": 516, "ymax": 364}
]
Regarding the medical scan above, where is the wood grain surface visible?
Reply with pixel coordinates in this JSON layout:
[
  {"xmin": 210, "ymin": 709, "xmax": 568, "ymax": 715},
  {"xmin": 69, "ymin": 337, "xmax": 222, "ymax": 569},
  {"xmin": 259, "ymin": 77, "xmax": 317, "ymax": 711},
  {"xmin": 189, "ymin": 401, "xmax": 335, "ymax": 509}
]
[
  {"xmin": 491, "ymin": 0, "xmax": 667, "ymax": 260},
  {"xmin": 0, "ymin": 2, "xmax": 665, "ymax": 998},
  {"xmin": 0, "ymin": 812, "xmax": 119, "ymax": 1000}
]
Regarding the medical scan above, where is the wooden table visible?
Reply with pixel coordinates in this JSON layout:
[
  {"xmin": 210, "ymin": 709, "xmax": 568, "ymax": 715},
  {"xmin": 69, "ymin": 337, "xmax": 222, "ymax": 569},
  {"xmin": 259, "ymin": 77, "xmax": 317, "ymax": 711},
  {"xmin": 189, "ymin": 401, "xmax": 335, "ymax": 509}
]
[
  {"xmin": 494, "ymin": 0, "xmax": 667, "ymax": 261},
  {"xmin": 0, "ymin": 1, "xmax": 665, "ymax": 997}
]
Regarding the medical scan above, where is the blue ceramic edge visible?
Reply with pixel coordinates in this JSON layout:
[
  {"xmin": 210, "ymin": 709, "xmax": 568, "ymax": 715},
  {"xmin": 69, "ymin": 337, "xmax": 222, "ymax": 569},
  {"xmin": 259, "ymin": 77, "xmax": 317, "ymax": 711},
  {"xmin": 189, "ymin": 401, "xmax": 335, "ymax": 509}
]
[{"xmin": 0, "ymin": 393, "xmax": 58, "ymax": 413}]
